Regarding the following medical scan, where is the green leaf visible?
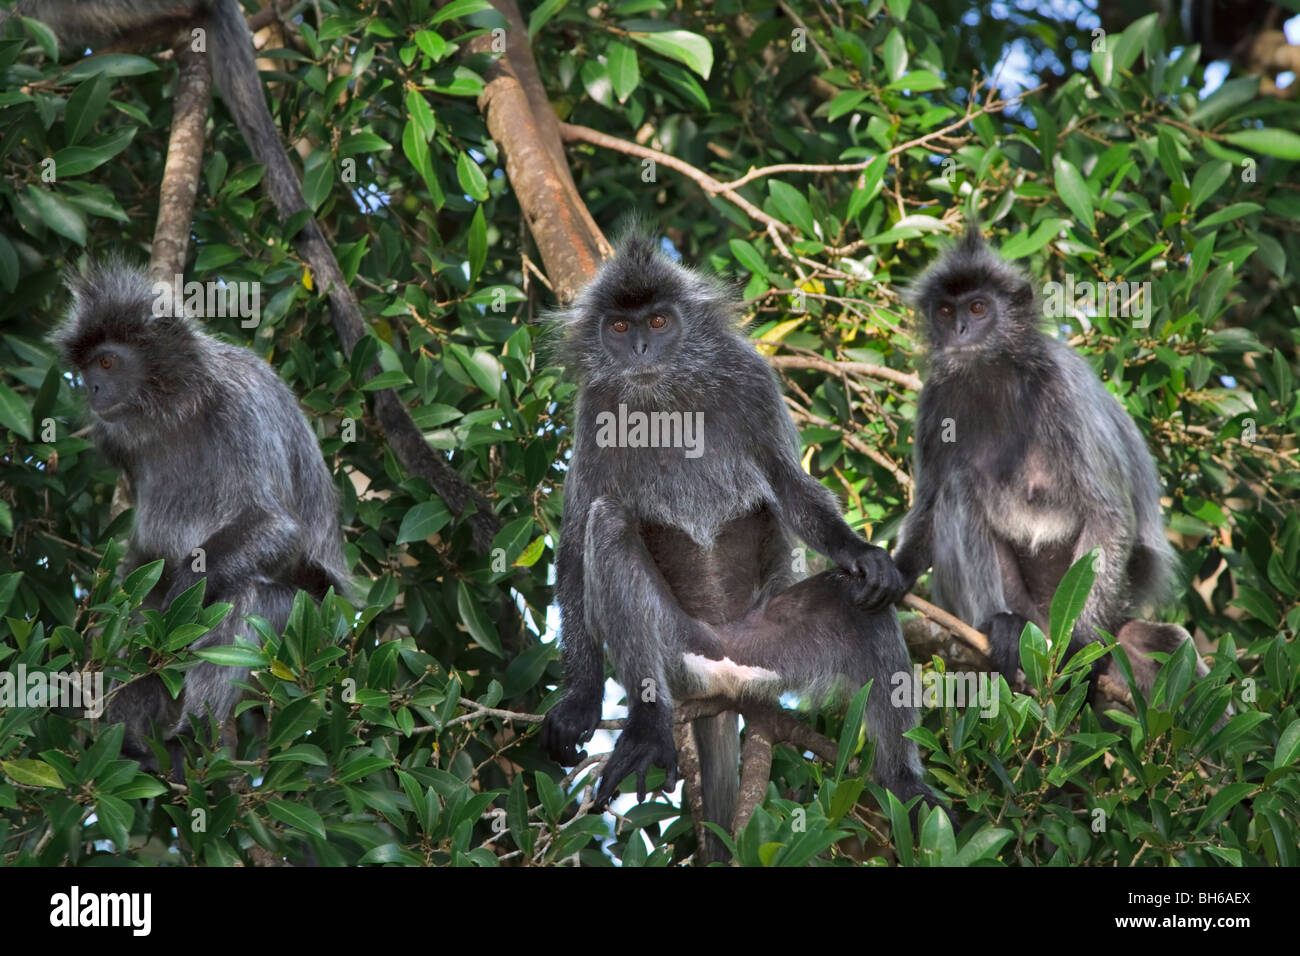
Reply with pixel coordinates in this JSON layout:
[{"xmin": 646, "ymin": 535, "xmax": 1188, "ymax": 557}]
[
  {"xmin": 405, "ymin": 89, "xmax": 437, "ymax": 142},
  {"xmin": 267, "ymin": 696, "xmax": 324, "ymax": 749},
  {"xmin": 1195, "ymin": 201, "xmax": 1262, "ymax": 231},
  {"xmin": 1, "ymin": 758, "xmax": 65, "ymax": 789},
  {"xmin": 887, "ymin": 70, "xmax": 943, "ymax": 92},
  {"xmin": 1225, "ymin": 128, "xmax": 1300, "ymax": 161},
  {"xmin": 622, "ymin": 20, "xmax": 713, "ymax": 79},
  {"xmin": 1049, "ymin": 550, "xmax": 1099, "ymax": 653},
  {"xmin": 1189, "ymin": 160, "xmax": 1230, "ymax": 211},
  {"xmin": 767, "ymin": 181, "xmax": 818, "ymax": 238},
  {"xmin": 431, "ymin": 0, "xmax": 493, "ymax": 25},
  {"xmin": 458, "ymin": 580, "xmax": 503, "ymax": 657},
  {"xmin": 528, "ymin": 0, "xmax": 568, "ymax": 40},
  {"xmin": 607, "ymin": 42, "xmax": 640, "ymax": 102},
  {"xmin": 194, "ymin": 643, "xmax": 267, "ymax": 668},
  {"xmin": 1276, "ymin": 721, "xmax": 1300, "ymax": 768},
  {"xmin": 834, "ymin": 680, "xmax": 871, "ymax": 779},
  {"xmin": 827, "ymin": 89, "xmax": 868, "ymax": 122},
  {"xmin": 0, "ymin": 382, "xmax": 33, "ymax": 441},
  {"xmin": 468, "ymin": 205, "xmax": 487, "ymax": 280},
  {"xmin": 301, "ymin": 149, "xmax": 335, "ymax": 212},
  {"xmin": 1054, "ymin": 159, "xmax": 1093, "ymax": 231},
  {"xmin": 882, "ymin": 28, "xmax": 908, "ymax": 81},
  {"xmin": 361, "ymin": 370, "xmax": 413, "ymax": 392},
  {"xmin": 267, "ymin": 800, "xmax": 327, "ymax": 841},
  {"xmin": 402, "ymin": 119, "xmax": 444, "ymax": 209},
  {"xmin": 457, "ymin": 152, "xmax": 489, "ymax": 202},
  {"xmin": 396, "ymin": 500, "xmax": 452, "ymax": 544},
  {"xmin": 64, "ymin": 74, "xmax": 111, "ymax": 145},
  {"xmin": 1194, "ymin": 782, "xmax": 1255, "ymax": 832},
  {"xmin": 94, "ymin": 793, "xmax": 133, "ymax": 848},
  {"xmin": 25, "ymin": 186, "xmax": 86, "ymax": 244},
  {"xmin": 729, "ymin": 238, "xmax": 770, "ymax": 279}
]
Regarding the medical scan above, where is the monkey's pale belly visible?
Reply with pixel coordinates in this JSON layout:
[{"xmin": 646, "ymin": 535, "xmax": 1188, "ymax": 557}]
[{"xmin": 985, "ymin": 492, "xmax": 1081, "ymax": 552}]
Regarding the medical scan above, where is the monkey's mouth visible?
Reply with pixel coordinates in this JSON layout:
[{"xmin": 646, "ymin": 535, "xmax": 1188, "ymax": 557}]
[{"xmin": 622, "ymin": 366, "xmax": 665, "ymax": 384}]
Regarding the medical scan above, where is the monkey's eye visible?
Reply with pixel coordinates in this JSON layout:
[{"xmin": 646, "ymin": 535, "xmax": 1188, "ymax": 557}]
[
  {"xmin": 969, "ymin": 300, "xmax": 986, "ymax": 315},
  {"xmin": 938, "ymin": 304, "xmax": 954, "ymax": 319},
  {"xmin": 98, "ymin": 356, "xmax": 114, "ymax": 370},
  {"xmin": 648, "ymin": 314, "xmax": 667, "ymax": 329},
  {"xmin": 611, "ymin": 319, "xmax": 629, "ymax": 334}
]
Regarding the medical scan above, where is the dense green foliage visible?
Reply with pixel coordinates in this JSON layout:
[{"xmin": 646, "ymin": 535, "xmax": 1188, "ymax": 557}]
[{"xmin": 0, "ymin": 1, "xmax": 1296, "ymax": 865}]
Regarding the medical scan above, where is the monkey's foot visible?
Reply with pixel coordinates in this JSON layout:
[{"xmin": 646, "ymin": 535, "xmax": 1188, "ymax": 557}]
[{"xmin": 593, "ymin": 714, "xmax": 678, "ymax": 808}]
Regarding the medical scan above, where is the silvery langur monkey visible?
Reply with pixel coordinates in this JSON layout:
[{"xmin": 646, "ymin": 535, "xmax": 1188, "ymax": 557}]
[
  {"xmin": 53, "ymin": 261, "xmax": 349, "ymax": 773},
  {"xmin": 540, "ymin": 233, "xmax": 941, "ymax": 852},
  {"xmin": 892, "ymin": 228, "xmax": 1201, "ymax": 697},
  {"xmin": 4, "ymin": 0, "xmax": 499, "ymax": 552}
]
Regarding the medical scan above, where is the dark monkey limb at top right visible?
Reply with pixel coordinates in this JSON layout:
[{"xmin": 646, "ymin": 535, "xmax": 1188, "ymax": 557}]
[
  {"xmin": 540, "ymin": 234, "xmax": 942, "ymax": 856},
  {"xmin": 892, "ymin": 229, "xmax": 1204, "ymax": 697},
  {"xmin": 53, "ymin": 262, "xmax": 349, "ymax": 774}
]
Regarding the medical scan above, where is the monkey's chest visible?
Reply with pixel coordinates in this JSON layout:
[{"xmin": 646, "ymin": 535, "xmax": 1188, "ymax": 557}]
[{"xmin": 617, "ymin": 447, "xmax": 772, "ymax": 548}]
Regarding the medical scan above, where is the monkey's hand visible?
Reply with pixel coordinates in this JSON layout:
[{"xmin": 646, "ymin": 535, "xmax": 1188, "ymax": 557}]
[
  {"xmin": 829, "ymin": 539, "xmax": 907, "ymax": 610},
  {"xmin": 593, "ymin": 708, "xmax": 678, "ymax": 809},
  {"xmin": 540, "ymin": 690, "xmax": 602, "ymax": 766},
  {"xmin": 980, "ymin": 612, "xmax": 1031, "ymax": 678}
]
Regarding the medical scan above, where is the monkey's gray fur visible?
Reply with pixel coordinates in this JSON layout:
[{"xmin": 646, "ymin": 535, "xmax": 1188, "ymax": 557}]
[
  {"xmin": 893, "ymin": 227, "xmax": 1189, "ymax": 694},
  {"xmin": 5, "ymin": 0, "xmax": 500, "ymax": 552},
  {"xmin": 540, "ymin": 232, "xmax": 940, "ymax": 860},
  {"xmin": 52, "ymin": 260, "xmax": 349, "ymax": 773}
]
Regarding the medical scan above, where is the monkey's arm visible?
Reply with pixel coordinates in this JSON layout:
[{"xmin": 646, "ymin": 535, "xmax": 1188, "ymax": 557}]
[
  {"xmin": 161, "ymin": 503, "xmax": 306, "ymax": 606},
  {"xmin": 764, "ymin": 453, "xmax": 905, "ymax": 608},
  {"xmin": 891, "ymin": 481, "xmax": 938, "ymax": 591},
  {"xmin": 538, "ymin": 484, "xmax": 606, "ymax": 766}
]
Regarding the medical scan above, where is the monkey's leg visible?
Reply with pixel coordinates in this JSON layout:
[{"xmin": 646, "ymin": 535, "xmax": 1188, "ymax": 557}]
[
  {"xmin": 166, "ymin": 581, "xmax": 296, "ymax": 776},
  {"xmin": 1111, "ymin": 620, "xmax": 1210, "ymax": 699},
  {"xmin": 582, "ymin": 497, "xmax": 723, "ymax": 808},
  {"xmin": 978, "ymin": 535, "xmax": 1043, "ymax": 679},
  {"xmin": 696, "ymin": 570, "xmax": 941, "ymax": 815}
]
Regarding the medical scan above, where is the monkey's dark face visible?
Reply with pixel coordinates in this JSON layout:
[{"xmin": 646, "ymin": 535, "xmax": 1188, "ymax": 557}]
[
  {"xmin": 929, "ymin": 291, "xmax": 998, "ymax": 353},
  {"xmin": 80, "ymin": 343, "xmax": 145, "ymax": 421},
  {"xmin": 599, "ymin": 302, "xmax": 683, "ymax": 383}
]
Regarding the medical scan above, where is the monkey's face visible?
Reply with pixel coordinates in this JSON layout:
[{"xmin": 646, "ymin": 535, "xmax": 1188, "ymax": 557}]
[
  {"xmin": 929, "ymin": 291, "xmax": 998, "ymax": 354},
  {"xmin": 81, "ymin": 343, "xmax": 145, "ymax": 421},
  {"xmin": 599, "ymin": 303, "xmax": 683, "ymax": 384}
]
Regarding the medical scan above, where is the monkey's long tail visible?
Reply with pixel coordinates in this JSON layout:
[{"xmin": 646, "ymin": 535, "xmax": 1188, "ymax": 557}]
[
  {"xmin": 207, "ymin": 0, "xmax": 499, "ymax": 553},
  {"xmin": 694, "ymin": 712, "xmax": 739, "ymax": 864}
]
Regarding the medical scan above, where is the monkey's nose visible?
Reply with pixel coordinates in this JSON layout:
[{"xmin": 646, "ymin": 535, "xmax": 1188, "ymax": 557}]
[
  {"xmin": 956, "ymin": 321, "xmax": 968, "ymax": 337},
  {"xmin": 635, "ymin": 340, "xmax": 649, "ymax": 355}
]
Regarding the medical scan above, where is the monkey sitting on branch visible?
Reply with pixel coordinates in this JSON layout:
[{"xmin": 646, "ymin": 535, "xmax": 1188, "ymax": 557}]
[
  {"xmin": 53, "ymin": 260, "xmax": 350, "ymax": 776},
  {"xmin": 892, "ymin": 227, "xmax": 1208, "ymax": 700},
  {"xmin": 539, "ymin": 231, "xmax": 946, "ymax": 860}
]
